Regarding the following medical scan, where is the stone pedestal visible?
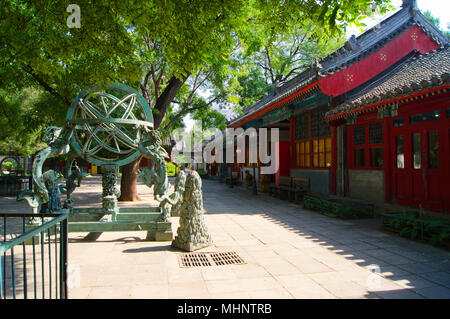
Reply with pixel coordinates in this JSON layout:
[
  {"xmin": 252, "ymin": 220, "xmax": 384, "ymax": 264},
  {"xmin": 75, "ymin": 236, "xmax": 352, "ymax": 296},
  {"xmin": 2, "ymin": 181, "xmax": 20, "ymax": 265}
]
[{"xmin": 172, "ymin": 210, "xmax": 212, "ymax": 251}]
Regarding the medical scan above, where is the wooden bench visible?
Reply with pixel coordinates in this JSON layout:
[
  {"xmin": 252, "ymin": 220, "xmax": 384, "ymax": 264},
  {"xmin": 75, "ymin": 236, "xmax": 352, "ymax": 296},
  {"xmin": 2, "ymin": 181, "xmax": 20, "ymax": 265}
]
[
  {"xmin": 290, "ymin": 177, "xmax": 310, "ymax": 203},
  {"xmin": 269, "ymin": 176, "xmax": 292, "ymax": 198}
]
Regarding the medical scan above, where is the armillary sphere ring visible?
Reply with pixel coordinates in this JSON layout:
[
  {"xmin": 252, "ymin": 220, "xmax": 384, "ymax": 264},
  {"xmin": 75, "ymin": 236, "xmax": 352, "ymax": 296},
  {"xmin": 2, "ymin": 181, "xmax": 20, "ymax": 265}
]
[{"xmin": 66, "ymin": 84, "xmax": 154, "ymax": 167}]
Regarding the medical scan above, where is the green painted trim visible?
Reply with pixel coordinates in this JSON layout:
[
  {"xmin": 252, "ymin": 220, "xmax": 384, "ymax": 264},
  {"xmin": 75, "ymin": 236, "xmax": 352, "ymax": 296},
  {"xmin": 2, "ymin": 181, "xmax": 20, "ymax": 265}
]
[
  {"xmin": 292, "ymin": 92, "xmax": 331, "ymax": 113},
  {"xmin": 68, "ymin": 221, "xmax": 170, "ymax": 232},
  {"xmin": 242, "ymin": 92, "xmax": 331, "ymax": 128},
  {"xmin": 72, "ymin": 207, "xmax": 161, "ymax": 214}
]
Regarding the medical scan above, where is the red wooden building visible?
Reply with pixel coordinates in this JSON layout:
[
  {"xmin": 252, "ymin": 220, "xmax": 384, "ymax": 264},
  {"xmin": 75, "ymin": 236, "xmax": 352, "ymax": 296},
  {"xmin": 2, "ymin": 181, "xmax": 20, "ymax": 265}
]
[
  {"xmin": 327, "ymin": 46, "xmax": 450, "ymax": 212},
  {"xmin": 226, "ymin": 0, "xmax": 450, "ymax": 212}
]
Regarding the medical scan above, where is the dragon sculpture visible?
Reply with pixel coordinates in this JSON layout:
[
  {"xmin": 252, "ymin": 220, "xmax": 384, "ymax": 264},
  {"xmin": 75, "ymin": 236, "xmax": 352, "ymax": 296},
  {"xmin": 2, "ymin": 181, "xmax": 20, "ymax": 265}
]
[
  {"xmin": 32, "ymin": 126, "xmax": 74, "ymax": 204},
  {"xmin": 18, "ymin": 126, "xmax": 74, "ymax": 218},
  {"xmin": 59, "ymin": 160, "xmax": 83, "ymax": 209},
  {"xmin": 155, "ymin": 171, "xmax": 187, "ymax": 222},
  {"xmin": 137, "ymin": 127, "xmax": 173, "ymax": 220}
]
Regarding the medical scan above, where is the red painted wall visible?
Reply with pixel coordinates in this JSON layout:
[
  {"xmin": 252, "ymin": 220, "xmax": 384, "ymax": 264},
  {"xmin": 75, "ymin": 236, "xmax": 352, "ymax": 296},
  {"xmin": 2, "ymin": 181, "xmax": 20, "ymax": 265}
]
[{"xmin": 319, "ymin": 25, "xmax": 439, "ymax": 97}]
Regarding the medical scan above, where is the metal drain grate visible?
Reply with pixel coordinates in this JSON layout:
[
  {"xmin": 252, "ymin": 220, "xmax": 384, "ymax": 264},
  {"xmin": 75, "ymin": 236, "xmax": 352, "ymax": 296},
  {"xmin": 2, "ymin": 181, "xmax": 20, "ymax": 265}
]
[
  {"xmin": 210, "ymin": 251, "xmax": 246, "ymax": 266},
  {"xmin": 178, "ymin": 251, "xmax": 246, "ymax": 267},
  {"xmin": 179, "ymin": 253, "xmax": 213, "ymax": 267}
]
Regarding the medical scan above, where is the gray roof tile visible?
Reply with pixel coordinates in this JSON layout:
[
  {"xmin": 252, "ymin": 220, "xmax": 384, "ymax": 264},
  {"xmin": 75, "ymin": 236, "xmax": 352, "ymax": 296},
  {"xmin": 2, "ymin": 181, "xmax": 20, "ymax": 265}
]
[{"xmin": 326, "ymin": 45, "xmax": 450, "ymax": 119}]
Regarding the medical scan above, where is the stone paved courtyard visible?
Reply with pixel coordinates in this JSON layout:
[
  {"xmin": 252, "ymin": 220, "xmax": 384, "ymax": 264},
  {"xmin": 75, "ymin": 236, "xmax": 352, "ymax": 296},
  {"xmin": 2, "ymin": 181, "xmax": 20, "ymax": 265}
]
[{"xmin": 2, "ymin": 175, "xmax": 450, "ymax": 299}]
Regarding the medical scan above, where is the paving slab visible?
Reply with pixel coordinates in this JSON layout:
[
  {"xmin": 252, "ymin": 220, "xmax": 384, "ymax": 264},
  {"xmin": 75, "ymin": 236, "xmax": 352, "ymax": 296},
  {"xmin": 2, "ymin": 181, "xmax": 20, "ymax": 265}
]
[
  {"xmin": 2, "ymin": 176, "xmax": 450, "ymax": 299},
  {"xmin": 416, "ymin": 285, "xmax": 450, "ymax": 299}
]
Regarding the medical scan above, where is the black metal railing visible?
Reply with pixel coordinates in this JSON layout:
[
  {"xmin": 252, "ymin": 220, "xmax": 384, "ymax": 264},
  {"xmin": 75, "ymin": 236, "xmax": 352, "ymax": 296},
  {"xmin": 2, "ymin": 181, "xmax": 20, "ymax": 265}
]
[{"xmin": 0, "ymin": 212, "xmax": 68, "ymax": 299}]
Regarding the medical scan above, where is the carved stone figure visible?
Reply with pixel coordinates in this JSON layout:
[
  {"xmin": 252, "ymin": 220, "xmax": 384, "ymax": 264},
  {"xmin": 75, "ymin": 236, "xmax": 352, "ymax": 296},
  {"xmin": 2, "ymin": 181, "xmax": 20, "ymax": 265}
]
[{"xmin": 172, "ymin": 171, "xmax": 212, "ymax": 252}]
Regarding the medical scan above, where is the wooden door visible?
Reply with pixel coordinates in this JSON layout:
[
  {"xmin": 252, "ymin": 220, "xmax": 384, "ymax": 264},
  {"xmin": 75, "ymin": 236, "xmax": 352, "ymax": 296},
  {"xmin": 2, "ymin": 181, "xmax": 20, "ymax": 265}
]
[{"xmin": 392, "ymin": 109, "xmax": 445, "ymax": 211}]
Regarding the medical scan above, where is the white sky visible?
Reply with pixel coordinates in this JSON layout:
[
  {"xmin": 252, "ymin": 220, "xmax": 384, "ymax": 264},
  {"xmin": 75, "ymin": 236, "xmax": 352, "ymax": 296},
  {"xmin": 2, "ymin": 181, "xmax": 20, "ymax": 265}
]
[
  {"xmin": 349, "ymin": 0, "xmax": 450, "ymax": 36},
  {"xmin": 183, "ymin": 0, "xmax": 450, "ymax": 130},
  {"xmin": 408, "ymin": 0, "xmax": 449, "ymax": 29}
]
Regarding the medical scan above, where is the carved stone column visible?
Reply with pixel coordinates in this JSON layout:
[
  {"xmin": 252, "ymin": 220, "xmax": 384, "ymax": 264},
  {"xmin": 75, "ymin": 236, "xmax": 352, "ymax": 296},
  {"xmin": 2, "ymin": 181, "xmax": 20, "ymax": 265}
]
[
  {"xmin": 101, "ymin": 165, "xmax": 120, "ymax": 221},
  {"xmin": 172, "ymin": 171, "xmax": 212, "ymax": 251}
]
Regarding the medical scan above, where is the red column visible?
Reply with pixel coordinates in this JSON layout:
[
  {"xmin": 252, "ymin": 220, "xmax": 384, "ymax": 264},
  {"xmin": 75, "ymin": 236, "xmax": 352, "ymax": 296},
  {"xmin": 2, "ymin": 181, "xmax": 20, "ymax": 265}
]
[
  {"xmin": 331, "ymin": 126, "xmax": 337, "ymax": 195},
  {"xmin": 290, "ymin": 116, "xmax": 295, "ymax": 170},
  {"xmin": 383, "ymin": 117, "xmax": 392, "ymax": 203},
  {"xmin": 275, "ymin": 141, "xmax": 291, "ymax": 185}
]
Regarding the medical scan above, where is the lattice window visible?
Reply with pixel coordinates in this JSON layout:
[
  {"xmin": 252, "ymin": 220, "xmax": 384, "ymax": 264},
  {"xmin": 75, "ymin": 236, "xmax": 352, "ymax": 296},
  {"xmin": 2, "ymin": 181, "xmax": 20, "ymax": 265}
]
[
  {"xmin": 294, "ymin": 112, "xmax": 309, "ymax": 141},
  {"xmin": 369, "ymin": 123, "xmax": 383, "ymax": 144},
  {"xmin": 312, "ymin": 137, "xmax": 332, "ymax": 168},
  {"xmin": 294, "ymin": 105, "xmax": 331, "ymax": 169},
  {"xmin": 353, "ymin": 126, "xmax": 365, "ymax": 145},
  {"xmin": 296, "ymin": 140, "xmax": 310, "ymax": 167},
  {"xmin": 311, "ymin": 105, "xmax": 330, "ymax": 138},
  {"xmin": 352, "ymin": 123, "xmax": 383, "ymax": 168}
]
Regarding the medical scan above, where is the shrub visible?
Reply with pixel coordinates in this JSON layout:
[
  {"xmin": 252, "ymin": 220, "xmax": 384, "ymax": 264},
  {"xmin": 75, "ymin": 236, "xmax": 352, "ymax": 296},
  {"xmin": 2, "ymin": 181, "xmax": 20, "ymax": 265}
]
[
  {"xmin": 381, "ymin": 211, "xmax": 450, "ymax": 247},
  {"xmin": 303, "ymin": 195, "xmax": 373, "ymax": 219}
]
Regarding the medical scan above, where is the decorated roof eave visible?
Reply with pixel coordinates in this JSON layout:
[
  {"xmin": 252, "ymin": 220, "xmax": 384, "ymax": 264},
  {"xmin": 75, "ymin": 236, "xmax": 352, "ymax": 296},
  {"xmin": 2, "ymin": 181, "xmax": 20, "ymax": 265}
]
[
  {"xmin": 228, "ymin": 79, "xmax": 319, "ymax": 128},
  {"xmin": 228, "ymin": 4, "xmax": 448, "ymax": 129},
  {"xmin": 318, "ymin": 10, "xmax": 448, "ymax": 77},
  {"xmin": 326, "ymin": 83, "xmax": 450, "ymax": 124}
]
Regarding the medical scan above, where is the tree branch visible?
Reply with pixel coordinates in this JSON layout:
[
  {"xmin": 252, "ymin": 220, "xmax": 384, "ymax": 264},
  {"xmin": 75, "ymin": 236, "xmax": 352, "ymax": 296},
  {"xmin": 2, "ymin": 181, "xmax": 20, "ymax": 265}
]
[
  {"xmin": 282, "ymin": 65, "xmax": 309, "ymax": 81},
  {"xmin": 22, "ymin": 64, "xmax": 71, "ymax": 106},
  {"xmin": 163, "ymin": 94, "xmax": 221, "ymax": 131},
  {"xmin": 264, "ymin": 46, "xmax": 275, "ymax": 84},
  {"xmin": 140, "ymin": 69, "xmax": 153, "ymax": 104}
]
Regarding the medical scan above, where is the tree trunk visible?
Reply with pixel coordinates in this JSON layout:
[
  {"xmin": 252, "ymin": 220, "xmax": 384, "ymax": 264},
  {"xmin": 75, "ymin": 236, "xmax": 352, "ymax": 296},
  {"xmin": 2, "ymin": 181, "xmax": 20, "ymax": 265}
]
[
  {"xmin": 118, "ymin": 156, "xmax": 142, "ymax": 201},
  {"xmin": 153, "ymin": 73, "xmax": 190, "ymax": 128}
]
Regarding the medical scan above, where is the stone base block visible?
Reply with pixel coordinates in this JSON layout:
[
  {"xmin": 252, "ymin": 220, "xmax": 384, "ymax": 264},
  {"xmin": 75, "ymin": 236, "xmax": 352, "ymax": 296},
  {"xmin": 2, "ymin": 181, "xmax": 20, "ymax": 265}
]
[
  {"xmin": 155, "ymin": 231, "xmax": 173, "ymax": 241},
  {"xmin": 171, "ymin": 240, "xmax": 212, "ymax": 252}
]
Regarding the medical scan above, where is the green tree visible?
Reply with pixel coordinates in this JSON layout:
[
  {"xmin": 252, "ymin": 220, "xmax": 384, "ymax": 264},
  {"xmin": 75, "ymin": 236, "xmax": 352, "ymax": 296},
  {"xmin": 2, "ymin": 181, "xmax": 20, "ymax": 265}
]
[
  {"xmin": 230, "ymin": 68, "xmax": 274, "ymax": 115},
  {"xmin": 224, "ymin": 20, "xmax": 347, "ymax": 115},
  {"xmin": 0, "ymin": 86, "xmax": 66, "ymax": 156},
  {"xmin": 1, "ymin": 0, "xmax": 392, "ymax": 200},
  {"xmin": 423, "ymin": 10, "xmax": 450, "ymax": 38}
]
